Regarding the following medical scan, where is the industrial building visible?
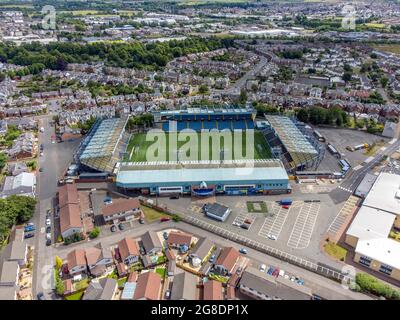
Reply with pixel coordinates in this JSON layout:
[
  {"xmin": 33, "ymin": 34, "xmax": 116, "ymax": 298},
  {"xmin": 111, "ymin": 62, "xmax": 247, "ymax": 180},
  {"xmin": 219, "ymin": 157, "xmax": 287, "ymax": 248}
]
[
  {"xmin": 75, "ymin": 117, "xmax": 129, "ymax": 173},
  {"xmin": 345, "ymin": 173, "xmax": 400, "ymax": 281},
  {"xmin": 262, "ymin": 115, "xmax": 321, "ymax": 172},
  {"xmin": 115, "ymin": 159, "xmax": 291, "ymax": 196}
]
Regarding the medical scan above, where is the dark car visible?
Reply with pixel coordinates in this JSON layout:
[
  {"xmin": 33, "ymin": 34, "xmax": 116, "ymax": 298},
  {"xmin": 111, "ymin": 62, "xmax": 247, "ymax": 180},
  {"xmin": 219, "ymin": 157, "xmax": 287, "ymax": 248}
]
[
  {"xmin": 139, "ymin": 247, "xmax": 146, "ymax": 255},
  {"xmin": 169, "ymin": 195, "xmax": 179, "ymax": 199},
  {"xmin": 24, "ymin": 233, "xmax": 34, "ymax": 239},
  {"xmin": 110, "ymin": 225, "xmax": 117, "ymax": 232},
  {"xmin": 37, "ymin": 292, "xmax": 45, "ymax": 300},
  {"xmin": 240, "ymin": 223, "xmax": 249, "ymax": 230},
  {"xmin": 46, "ymin": 226, "xmax": 51, "ymax": 234},
  {"xmin": 160, "ymin": 217, "xmax": 170, "ymax": 222},
  {"xmin": 118, "ymin": 224, "xmax": 125, "ymax": 231},
  {"xmin": 139, "ymin": 218, "xmax": 145, "ymax": 224},
  {"xmin": 46, "ymin": 239, "xmax": 51, "ymax": 246},
  {"xmin": 163, "ymin": 232, "xmax": 168, "ymax": 240},
  {"xmin": 39, "ymin": 168, "xmax": 44, "ymax": 172}
]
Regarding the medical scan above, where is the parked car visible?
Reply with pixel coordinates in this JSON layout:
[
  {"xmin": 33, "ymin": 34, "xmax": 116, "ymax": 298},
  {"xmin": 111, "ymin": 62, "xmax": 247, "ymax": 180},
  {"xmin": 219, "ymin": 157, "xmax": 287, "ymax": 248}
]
[
  {"xmin": 118, "ymin": 224, "xmax": 125, "ymax": 231},
  {"xmin": 46, "ymin": 226, "xmax": 51, "ymax": 234},
  {"xmin": 282, "ymin": 205, "xmax": 290, "ymax": 209},
  {"xmin": 46, "ymin": 233, "xmax": 51, "ymax": 240},
  {"xmin": 244, "ymin": 218, "xmax": 252, "ymax": 224},
  {"xmin": 46, "ymin": 239, "xmax": 51, "ymax": 246},
  {"xmin": 24, "ymin": 233, "xmax": 34, "ymax": 239},
  {"xmin": 27, "ymin": 222, "xmax": 35, "ymax": 227},
  {"xmin": 279, "ymin": 269, "xmax": 285, "ymax": 277},
  {"xmin": 209, "ymin": 254, "xmax": 216, "ymax": 263},
  {"xmin": 114, "ymin": 248, "xmax": 121, "ymax": 261},
  {"xmin": 267, "ymin": 267, "xmax": 274, "ymax": 275},
  {"xmin": 169, "ymin": 195, "xmax": 179, "ymax": 199},
  {"xmin": 240, "ymin": 223, "xmax": 249, "ymax": 230},
  {"xmin": 267, "ymin": 234, "xmax": 277, "ymax": 240},
  {"xmin": 139, "ymin": 218, "xmax": 145, "ymax": 224},
  {"xmin": 163, "ymin": 232, "xmax": 168, "ymax": 240},
  {"xmin": 165, "ymin": 290, "xmax": 171, "ymax": 299},
  {"xmin": 236, "ymin": 267, "xmax": 243, "ymax": 275},
  {"xmin": 45, "ymin": 218, "xmax": 51, "ymax": 226},
  {"xmin": 160, "ymin": 217, "xmax": 170, "ymax": 222},
  {"xmin": 239, "ymin": 248, "xmax": 247, "ymax": 254},
  {"xmin": 139, "ymin": 247, "xmax": 146, "ymax": 255},
  {"xmin": 272, "ymin": 268, "xmax": 280, "ymax": 277},
  {"xmin": 39, "ymin": 168, "xmax": 44, "ymax": 172},
  {"xmin": 110, "ymin": 225, "xmax": 117, "ymax": 232},
  {"xmin": 297, "ymin": 279, "xmax": 305, "ymax": 285},
  {"xmin": 259, "ymin": 264, "xmax": 266, "ymax": 272},
  {"xmin": 37, "ymin": 292, "xmax": 45, "ymax": 300},
  {"xmin": 24, "ymin": 225, "xmax": 35, "ymax": 232}
]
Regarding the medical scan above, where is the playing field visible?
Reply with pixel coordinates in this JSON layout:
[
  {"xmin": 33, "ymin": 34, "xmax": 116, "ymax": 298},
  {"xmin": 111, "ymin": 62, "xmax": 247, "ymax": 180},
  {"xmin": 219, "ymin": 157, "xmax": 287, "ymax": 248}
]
[{"xmin": 124, "ymin": 131, "xmax": 271, "ymax": 162}]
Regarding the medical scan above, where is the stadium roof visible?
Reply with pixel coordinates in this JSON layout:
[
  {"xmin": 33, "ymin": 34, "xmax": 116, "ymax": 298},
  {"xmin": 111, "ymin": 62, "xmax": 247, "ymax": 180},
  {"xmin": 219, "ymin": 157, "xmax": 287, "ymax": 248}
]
[
  {"xmin": 264, "ymin": 115, "xmax": 318, "ymax": 167},
  {"xmin": 116, "ymin": 160, "xmax": 289, "ymax": 188},
  {"xmin": 78, "ymin": 117, "xmax": 127, "ymax": 173},
  {"xmin": 156, "ymin": 106, "xmax": 254, "ymax": 116}
]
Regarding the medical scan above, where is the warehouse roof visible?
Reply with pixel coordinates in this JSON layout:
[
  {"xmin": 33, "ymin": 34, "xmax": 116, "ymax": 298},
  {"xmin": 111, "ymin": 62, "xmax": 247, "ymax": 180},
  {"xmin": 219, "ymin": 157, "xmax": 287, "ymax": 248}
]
[
  {"xmin": 356, "ymin": 238, "xmax": 400, "ymax": 270},
  {"xmin": 346, "ymin": 206, "xmax": 395, "ymax": 241},
  {"xmin": 363, "ymin": 172, "xmax": 400, "ymax": 215}
]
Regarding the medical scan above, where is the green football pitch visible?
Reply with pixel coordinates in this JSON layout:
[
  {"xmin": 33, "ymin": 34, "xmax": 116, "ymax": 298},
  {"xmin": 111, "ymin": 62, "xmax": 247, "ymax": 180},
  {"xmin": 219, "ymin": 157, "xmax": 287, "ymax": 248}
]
[{"xmin": 124, "ymin": 131, "xmax": 272, "ymax": 162}]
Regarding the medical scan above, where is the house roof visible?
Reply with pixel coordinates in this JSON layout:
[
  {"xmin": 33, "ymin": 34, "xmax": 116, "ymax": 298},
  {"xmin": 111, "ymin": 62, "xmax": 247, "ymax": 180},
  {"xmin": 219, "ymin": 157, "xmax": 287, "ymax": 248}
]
[
  {"xmin": 141, "ymin": 231, "xmax": 162, "ymax": 254},
  {"xmin": 58, "ymin": 183, "xmax": 79, "ymax": 208},
  {"xmin": 127, "ymin": 272, "xmax": 138, "ymax": 283},
  {"xmin": 215, "ymin": 247, "xmax": 239, "ymax": 272},
  {"xmin": 3, "ymin": 241, "xmax": 26, "ymax": 261},
  {"xmin": 133, "ymin": 272, "xmax": 162, "ymax": 300},
  {"xmin": 167, "ymin": 231, "xmax": 192, "ymax": 246},
  {"xmin": 118, "ymin": 237, "xmax": 139, "ymax": 260},
  {"xmin": 101, "ymin": 198, "xmax": 140, "ymax": 217},
  {"xmin": 203, "ymin": 280, "xmax": 222, "ymax": 300},
  {"xmin": 191, "ymin": 237, "xmax": 213, "ymax": 261},
  {"xmin": 356, "ymin": 238, "xmax": 400, "ymax": 270},
  {"xmin": 67, "ymin": 249, "xmax": 86, "ymax": 269},
  {"xmin": 60, "ymin": 203, "xmax": 82, "ymax": 235},
  {"xmin": 0, "ymin": 286, "xmax": 16, "ymax": 300},
  {"xmin": 85, "ymin": 243, "xmax": 112, "ymax": 266},
  {"xmin": 165, "ymin": 249, "xmax": 176, "ymax": 261},
  {"xmin": 83, "ymin": 278, "xmax": 117, "ymax": 300},
  {"xmin": 0, "ymin": 261, "xmax": 19, "ymax": 284},
  {"xmin": 171, "ymin": 272, "xmax": 197, "ymax": 300}
]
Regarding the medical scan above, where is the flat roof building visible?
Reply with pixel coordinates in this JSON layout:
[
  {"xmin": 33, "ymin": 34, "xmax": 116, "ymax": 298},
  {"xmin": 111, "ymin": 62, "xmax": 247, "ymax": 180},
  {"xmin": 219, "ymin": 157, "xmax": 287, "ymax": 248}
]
[{"xmin": 203, "ymin": 203, "xmax": 231, "ymax": 222}]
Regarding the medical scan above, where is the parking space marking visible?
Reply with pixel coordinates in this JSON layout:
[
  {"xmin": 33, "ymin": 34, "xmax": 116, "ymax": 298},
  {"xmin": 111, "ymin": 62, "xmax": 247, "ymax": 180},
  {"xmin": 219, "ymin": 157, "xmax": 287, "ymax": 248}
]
[
  {"xmin": 299, "ymin": 185, "xmax": 333, "ymax": 194},
  {"xmin": 327, "ymin": 195, "xmax": 359, "ymax": 235},
  {"xmin": 287, "ymin": 203, "xmax": 320, "ymax": 249},
  {"xmin": 232, "ymin": 211, "xmax": 256, "ymax": 230},
  {"xmin": 258, "ymin": 203, "xmax": 292, "ymax": 239}
]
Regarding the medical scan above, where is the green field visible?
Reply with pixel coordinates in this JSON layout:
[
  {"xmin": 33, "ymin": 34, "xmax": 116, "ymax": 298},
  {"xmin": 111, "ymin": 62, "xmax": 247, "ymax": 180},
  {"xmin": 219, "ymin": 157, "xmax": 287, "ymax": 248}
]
[{"xmin": 124, "ymin": 131, "xmax": 271, "ymax": 162}]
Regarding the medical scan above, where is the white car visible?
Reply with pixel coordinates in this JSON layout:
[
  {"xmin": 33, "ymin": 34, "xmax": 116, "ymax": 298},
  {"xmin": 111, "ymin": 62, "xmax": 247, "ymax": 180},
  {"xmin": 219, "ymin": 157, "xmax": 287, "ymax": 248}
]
[
  {"xmin": 46, "ymin": 233, "xmax": 51, "ymax": 240},
  {"xmin": 45, "ymin": 218, "xmax": 51, "ymax": 226},
  {"xmin": 259, "ymin": 264, "xmax": 266, "ymax": 272},
  {"xmin": 279, "ymin": 269, "xmax": 285, "ymax": 277},
  {"xmin": 267, "ymin": 234, "xmax": 277, "ymax": 240},
  {"xmin": 284, "ymin": 274, "xmax": 290, "ymax": 280}
]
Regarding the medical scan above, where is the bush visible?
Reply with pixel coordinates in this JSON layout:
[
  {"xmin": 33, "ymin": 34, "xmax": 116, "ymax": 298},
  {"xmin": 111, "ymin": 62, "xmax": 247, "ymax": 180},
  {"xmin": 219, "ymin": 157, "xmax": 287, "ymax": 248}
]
[
  {"xmin": 64, "ymin": 233, "xmax": 84, "ymax": 245},
  {"xmin": 171, "ymin": 214, "xmax": 181, "ymax": 222},
  {"xmin": 356, "ymin": 273, "xmax": 400, "ymax": 299},
  {"xmin": 89, "ymin": 227, "xmax": 100, "ymax": 239}
]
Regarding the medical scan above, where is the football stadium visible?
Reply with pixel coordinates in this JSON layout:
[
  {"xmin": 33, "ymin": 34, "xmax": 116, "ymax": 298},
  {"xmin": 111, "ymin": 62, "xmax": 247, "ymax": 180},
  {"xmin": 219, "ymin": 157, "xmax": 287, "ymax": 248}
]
[{"xmin": 74, "ymin": 107, "xmax": 322, "ymax": 197}]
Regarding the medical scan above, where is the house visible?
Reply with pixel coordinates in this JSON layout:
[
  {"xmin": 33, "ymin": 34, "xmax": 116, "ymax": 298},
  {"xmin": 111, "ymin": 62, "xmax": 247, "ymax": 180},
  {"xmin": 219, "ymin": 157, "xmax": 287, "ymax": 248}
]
[
  {"xmin": 127, "ymin": 272, "xmax": 138, "ymax": 283},
  {"xmin": 203, "ymin": 203, "xmax": 231, "ymax": 222},
  {"xmin": 133, "ymin": 272, "xmax": 162, "ymax": 300},
  {"xmin": 7, "ymin": 162, "xmax": 28, "ymax": 176},
  {"xmin": 2, "ymin": 241, "xmax": 27, "ymax": 266},
  {"xmin": 214, "ymin": 247, "xmax": 239, "ymax": 276},
  {"xmin": 58, "ymin": 183, "xmax": 79, "ymax": 209},
  {"xmin": 167, "ymin": 231, "xmax": 192, "ymax": 249},
  {"xmin": 0, "ymin": 261, "xmax": 19, "ymax": 287},
  {"xmin": 165, "ymin": 249, "xmax": 175, "ymax": 261},
  {"xmin": 117, "ymin": 237, "xmax": 140, "ymax": 265},
  {"xmin": 0, "ymin": 286, "xmax": 17, "ymax": 300},
  {"xmin": 141, "ymin": 231, "xmax": 163, "ymax": 255},
  {"xmin": 167, "ymin": 260, "xmax": 176, "ymax": 277},
  {"xmin": 85, "ymin": 243, "xmax": 113, "ymax": 277},
  {"xmin": 189, "ymin": 237, "xmax": 214, "ymax": 265},
  {"xmin": 203, "ymin": 280, "xmax": 222, "ymax": 300},
  {"xmin": 120, "ymin": 281, "xmax": 137, "ymax": 300},
  {"xmin": 67, "ymin": 249, "xmax": 87, "ymax": 276},
  {"xmin": 116, "ymin": 262, "xmax": 128, "ymax": 277},
  {"xmin": 83, "ymin": 277, "xmax": 117, "ymax": 300},
  {"xmin": 60, "ymin": 203, "xmax": 83, "ymax": 239},
  {"xmin": 0, "ymin": 172, "xmax": 36, "ymax": 198},
  {"xmin": 101, "ymin": 198, "xmax": 141, "ymax": 224},
  {"xmin": 7, "ymin": 132, "xmax": 36, "ymax": 160},
  {"xmin": 239, "ymin": 267, "xmax": 312, "ymax": 300},
  {"xmin": 171, "ymin": 272, "xmax": 197, "ymax": 300}
]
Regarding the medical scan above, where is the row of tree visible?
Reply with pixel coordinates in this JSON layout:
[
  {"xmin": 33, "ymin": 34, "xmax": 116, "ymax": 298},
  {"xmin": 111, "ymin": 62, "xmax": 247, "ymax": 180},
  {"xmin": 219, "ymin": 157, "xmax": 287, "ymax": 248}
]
[
  {"xmin": 296, "ymin": 106, "xmax": 348, "ymax": 127},
  {"xmin": 0, "ymin": 37, "xmax": 234, "ymax": 72}
]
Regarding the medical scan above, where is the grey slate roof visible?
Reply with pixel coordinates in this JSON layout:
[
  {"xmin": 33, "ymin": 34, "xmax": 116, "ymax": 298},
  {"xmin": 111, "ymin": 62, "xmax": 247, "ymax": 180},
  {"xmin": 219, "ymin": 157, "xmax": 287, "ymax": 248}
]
[{"xmin": 171, "ymin": 272, "xmax": 197, "ymax": 300}]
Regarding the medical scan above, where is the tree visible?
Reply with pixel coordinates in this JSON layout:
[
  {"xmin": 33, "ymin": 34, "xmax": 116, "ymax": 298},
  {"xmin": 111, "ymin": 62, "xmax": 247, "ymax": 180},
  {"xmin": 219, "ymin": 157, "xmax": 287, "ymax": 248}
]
[
  {"xmin": 55, "ymin": 271, "xmax": 65, "ymax": 296},
  {"xmin": 239, "ymin": 89, "xmax": 247, "ymax": 104},
  {"xmin": 198, "ymin": 84, "xmax": 209, "ymax": 95},
  {"xmin": 380, "ymin": 76, "xmax": 389, "ymax": 88},
  {"xmin": 55, "ymin": 256, "xmax": 63, "ymax": 270},
  {"xmin": 343, "ymin": 72, "xmax": 352, "ymax": 83},
  {"xmin": 0, "ymin": 152, "xmax": 7, "ymax": 171},
  {"xmin": 297, "ymin": 108, "xmax": 309, "ymax": 123},
  {"xmin": 89, "ymin": 227, "xmax": 100, "ymax": 239}
]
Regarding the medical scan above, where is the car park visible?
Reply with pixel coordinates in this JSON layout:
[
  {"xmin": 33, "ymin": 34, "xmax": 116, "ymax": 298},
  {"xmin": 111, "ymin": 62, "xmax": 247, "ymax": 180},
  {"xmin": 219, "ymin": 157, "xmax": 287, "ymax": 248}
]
[
  {"xmin": 239, "ymin": 248, "xmax": 247, "ymax": 254},
  {"xmin": 110, "ymin": 225, "xmax": 117, "ymax": 232}
]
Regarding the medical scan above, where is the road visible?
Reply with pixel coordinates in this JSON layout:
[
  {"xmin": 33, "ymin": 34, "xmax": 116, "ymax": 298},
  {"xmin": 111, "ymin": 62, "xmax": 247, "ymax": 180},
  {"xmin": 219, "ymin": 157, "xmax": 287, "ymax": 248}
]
[
  {"xmin": 31, "ymin": 115, "xmax": 81, "ymax": 299},
  {"xmin": 329, "ymin": 138, "xmax": 400, "ymax": 204}
]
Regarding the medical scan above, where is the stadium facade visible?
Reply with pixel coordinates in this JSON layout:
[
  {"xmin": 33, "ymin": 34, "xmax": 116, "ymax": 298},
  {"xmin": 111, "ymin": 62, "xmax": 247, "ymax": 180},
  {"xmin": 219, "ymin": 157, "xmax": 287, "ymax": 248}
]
[{"xmin": 115, "ymin": 159, "xmax": 291, "ymax": 196}]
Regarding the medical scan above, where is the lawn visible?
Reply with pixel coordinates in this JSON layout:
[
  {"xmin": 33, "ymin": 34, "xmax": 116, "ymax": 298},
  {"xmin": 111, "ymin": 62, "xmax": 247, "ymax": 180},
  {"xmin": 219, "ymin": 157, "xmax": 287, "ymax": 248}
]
[
  {"xmin": 141, "ymin": 205, "xmax": 166, "ymax": 223},
  {"xmin": 373, "ymin": 44, "xmax": 400, "ymax": 56},
  {"xmin": 155, "ymin": 267, "xmax": 167, "ymax": 278},
  {"xmin": 324, "ymin": 242, "xmax": 347, "ymax": 261},
  {"xmin": 65, "ymin": 291, "xmax": 84, "ymax": 300},
  {"xmin": 124, "ymin": 130, "xmax": 271, "ymax": 162},
  {"xmin": 208, "ymin": 273, "xmax": 229, "ymax": 284},
  {"xmin": 117, "ymin": 277, "xmax": 127, "ymax": 288},
  {"xmin": 73, "ymin": 278, "xmax": 90, "ymax": 291},
  {"xmin": 246, "ymin": 201, "xmax": 268, "ymax": 213}
]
